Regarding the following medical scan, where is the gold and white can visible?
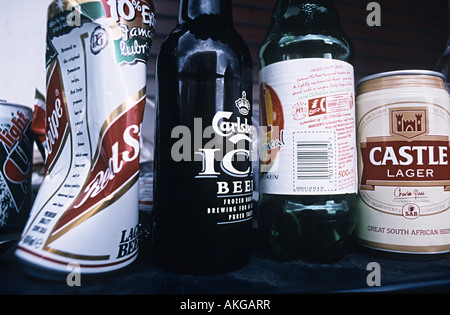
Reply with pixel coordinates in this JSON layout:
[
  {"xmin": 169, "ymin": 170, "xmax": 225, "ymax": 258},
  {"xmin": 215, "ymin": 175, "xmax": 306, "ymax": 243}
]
[{"xmin": 355, "ymin": 70, "xmax": 450, "ymax": 258}]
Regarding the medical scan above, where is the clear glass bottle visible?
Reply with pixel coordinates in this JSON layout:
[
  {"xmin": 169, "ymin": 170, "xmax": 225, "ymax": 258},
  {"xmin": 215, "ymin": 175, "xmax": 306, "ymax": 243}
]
[
  {"xmin": 257, "ymin": 0, "xmax": 357, "ymax": 263},
  {"xmin": 152, "ymin": 0, "xmax": 254, "ymax": 274}
]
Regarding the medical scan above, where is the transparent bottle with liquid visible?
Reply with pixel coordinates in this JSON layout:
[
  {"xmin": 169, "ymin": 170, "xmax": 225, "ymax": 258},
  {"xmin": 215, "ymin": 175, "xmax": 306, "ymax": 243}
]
[{"xmin": 257, "ymin": 0, "xmax": 357, "ymax": 263}]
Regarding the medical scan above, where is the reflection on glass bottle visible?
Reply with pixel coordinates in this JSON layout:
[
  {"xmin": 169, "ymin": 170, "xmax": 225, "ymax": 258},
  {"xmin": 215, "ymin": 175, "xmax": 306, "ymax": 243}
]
[
  {"xmin": 257, "ymin": 0, "xmax": 357, "ymax": 263},
  {"xmin": 152, "ymin": 0, "xmax": 254, "ymax": 274}
]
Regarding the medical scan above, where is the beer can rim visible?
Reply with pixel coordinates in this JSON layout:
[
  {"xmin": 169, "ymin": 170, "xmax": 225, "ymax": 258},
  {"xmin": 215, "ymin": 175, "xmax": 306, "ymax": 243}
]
[{"xmin": 357, "ymin": 70, "xmax": 445, "ymax": 86}]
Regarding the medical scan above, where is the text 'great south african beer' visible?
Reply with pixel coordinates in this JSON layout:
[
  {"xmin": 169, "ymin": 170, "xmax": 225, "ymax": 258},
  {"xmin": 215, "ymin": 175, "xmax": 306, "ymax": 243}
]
[
  {"xmin": 152, "ymin": 0, "xmax": 254, "ymax": 274},
  {"xmin": 258, "ymin": 0, "xmax": 357, "ymax": 263}
]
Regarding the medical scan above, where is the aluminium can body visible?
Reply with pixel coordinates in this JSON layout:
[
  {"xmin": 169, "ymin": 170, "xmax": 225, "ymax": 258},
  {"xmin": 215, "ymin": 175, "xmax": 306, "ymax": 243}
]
[
  {"xmin": 0, "ymin": 101, "xmax": 33, "ymax": 255},
  {"xmin": 355, "ymin": 70, "xmax": 450, "ymax": 257},
  {"xmin": 15, "ymin": 0, "xmax": 155, "ymax": 279}
]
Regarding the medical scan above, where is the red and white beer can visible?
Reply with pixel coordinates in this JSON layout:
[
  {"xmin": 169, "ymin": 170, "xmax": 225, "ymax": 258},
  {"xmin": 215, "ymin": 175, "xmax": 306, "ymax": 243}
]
[
  {"xmin": 15, "ymin": 0, "xmax": 155, "ymax": 278},
  {"xmin": 0, "ymin": 101, "xmax": 33, "ymax": 255}
]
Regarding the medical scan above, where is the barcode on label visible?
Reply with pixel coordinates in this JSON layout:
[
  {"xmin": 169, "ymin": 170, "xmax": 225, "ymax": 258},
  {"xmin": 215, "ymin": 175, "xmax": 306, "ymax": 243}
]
[
  {"xmin": 293, "ymin": 131, "xmax": 337, "ymax": 192},
  {"xmin": 296, "ymin": 141, "xmax": 331, "ymax": 180}
]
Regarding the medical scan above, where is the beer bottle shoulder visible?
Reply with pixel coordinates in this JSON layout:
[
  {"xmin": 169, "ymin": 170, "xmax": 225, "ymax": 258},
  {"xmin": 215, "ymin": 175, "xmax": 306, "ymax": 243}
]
[
  {"xmin": 258, "ymin": 32, "xmax": 353, "ymax": 68},
  {"xmin": 158, "ymin": 16, "xmax": 252, "ymax": 76}
]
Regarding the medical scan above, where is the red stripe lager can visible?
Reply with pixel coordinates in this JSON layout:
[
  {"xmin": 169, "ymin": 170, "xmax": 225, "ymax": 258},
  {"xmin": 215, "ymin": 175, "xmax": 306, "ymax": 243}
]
[
  {"xmin": 0, "ymin": 101, "xmax": 33, "ymax": 255},
  {"xmin": 15, "ymin": 0, "xmax": 155, "ymax": 279}
]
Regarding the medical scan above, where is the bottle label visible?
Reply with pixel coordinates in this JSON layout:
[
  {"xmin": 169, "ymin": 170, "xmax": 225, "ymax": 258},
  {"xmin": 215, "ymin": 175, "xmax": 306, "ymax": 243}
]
[
  {"xmin": 259, "ymin": 58, "xmax": 357, "ymax": 195},
  {"xmin": 198, "ymin": 108, "xmax": 254, "ymax": 224},
  {"xmin": 170, "ymin": 91, "xmax": 254, "ymax": 225}
]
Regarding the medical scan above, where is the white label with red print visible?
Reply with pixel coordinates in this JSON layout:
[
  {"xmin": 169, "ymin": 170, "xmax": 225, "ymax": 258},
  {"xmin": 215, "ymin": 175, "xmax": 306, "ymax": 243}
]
[{"xmin": 259, "ymin": 58, "xmax": 357, "ymax": 195}]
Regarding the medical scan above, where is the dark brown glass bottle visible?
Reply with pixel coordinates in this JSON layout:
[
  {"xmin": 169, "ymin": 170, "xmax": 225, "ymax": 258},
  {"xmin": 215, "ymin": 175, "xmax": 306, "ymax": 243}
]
[
  {"xmin": 257, "ymin": 0, "xmax": 357, "ymax": 263},
  {"xmin": 152, "ymin": 0, "xmax": 254, "ymax": 274}
]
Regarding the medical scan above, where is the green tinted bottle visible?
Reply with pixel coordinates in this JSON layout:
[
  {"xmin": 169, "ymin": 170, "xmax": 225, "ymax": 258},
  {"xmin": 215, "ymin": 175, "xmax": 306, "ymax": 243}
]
[{"xmin": 257, "ymin": 0, "xmax": 357, "ymax": 263}]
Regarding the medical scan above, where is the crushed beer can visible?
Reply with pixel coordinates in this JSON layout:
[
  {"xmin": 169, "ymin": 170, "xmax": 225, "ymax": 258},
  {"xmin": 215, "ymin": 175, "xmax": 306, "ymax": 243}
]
[
  {"xmin": 15, "ymin": 0, "xmax": 155, "ymax": 279},
  {"xmin": 0, "ymin": 101, "xmax": 33, "ymax": 255}
]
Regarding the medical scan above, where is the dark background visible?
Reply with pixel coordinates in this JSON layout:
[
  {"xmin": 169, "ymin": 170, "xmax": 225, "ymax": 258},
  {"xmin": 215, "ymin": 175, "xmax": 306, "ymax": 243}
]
[{"xmin": 146, "ymin": 0, "xmax": 448, "ymax": 106}]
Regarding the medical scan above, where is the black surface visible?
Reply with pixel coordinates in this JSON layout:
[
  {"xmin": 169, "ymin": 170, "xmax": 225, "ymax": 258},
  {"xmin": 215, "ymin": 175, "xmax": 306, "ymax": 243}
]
[{"xmin": 1, "ymin": 234, "xmax": 450, "ymax": 295}]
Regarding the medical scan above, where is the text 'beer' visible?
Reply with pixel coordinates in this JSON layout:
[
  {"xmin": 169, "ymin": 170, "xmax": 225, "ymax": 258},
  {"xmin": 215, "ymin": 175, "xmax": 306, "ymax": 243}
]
[{"xmin": 152, "ymin": 0, "xmax": 254, "ymax": 274}]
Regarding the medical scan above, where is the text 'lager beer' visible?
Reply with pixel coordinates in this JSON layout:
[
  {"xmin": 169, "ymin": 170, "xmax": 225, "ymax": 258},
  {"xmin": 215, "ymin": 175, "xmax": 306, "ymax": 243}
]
[
  {"xmin": 15, "ymin": 0, "xmax": 155, "ymax": 279},
  {"xmin": 152, "ymin": 0, "xmax": 254, "ymax": 274},
  {"xmin": 257, "ymin": 0, "xmax": 357, "ymax": 263}
]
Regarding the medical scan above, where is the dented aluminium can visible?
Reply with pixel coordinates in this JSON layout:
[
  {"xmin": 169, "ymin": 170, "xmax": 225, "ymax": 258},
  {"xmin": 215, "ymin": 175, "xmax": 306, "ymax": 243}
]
[
  {"xmin": 15, "ymin": 0, "xmax": 155, "ymax": 278},
  {"xmin": 0, "ymin": 101, "xmax": 33, "ymax": 255},
  {"xmin": 355, "ymin": 70, "xmax": 450, "ymax": 258}
]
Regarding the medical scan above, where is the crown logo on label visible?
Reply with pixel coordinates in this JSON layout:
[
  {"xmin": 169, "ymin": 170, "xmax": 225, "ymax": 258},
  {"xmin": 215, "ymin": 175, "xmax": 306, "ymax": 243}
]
[{"xmin": 235, "ymin": 91, "xmax": 250, "ymax": 116}]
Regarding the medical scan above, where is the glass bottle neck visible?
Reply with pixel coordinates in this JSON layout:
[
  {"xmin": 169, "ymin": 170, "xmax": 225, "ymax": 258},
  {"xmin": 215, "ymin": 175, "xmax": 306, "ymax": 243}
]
[
  {"xmin": 274, "ymin": 0, "xmax": 337, "ymax": 12},
  {"xmin": 271, "ymin": 0, "xmax": 343, "ymax": 33},
  {"xmin": 178, "ymin": 0, "xmax": 233, "ymax": 23}
]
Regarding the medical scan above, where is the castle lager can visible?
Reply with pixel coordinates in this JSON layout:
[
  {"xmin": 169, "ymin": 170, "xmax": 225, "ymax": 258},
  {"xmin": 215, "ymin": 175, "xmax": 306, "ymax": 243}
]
[
  {"xmin": 355, "ymin": 70, "xmax": 450, "ymax": 258},
  {"xmin": 0, "ymin": 101, "xmax": 33, "ymax": 255},
  {"xmin": 15, "ymin": 0, "xmax": 155, "ymax": 278}
]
